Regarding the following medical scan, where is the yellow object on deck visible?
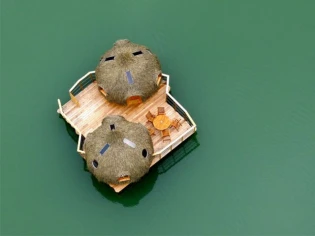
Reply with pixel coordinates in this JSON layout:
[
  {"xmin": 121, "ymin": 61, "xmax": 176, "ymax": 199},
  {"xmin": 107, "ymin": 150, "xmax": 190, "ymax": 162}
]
[
  {"xmin": 156, "ymin": 74, "xmax": 162, "ymax": 86},
  {"xmin": 70, "ymin": 92, "xmax": 80, "ymax": 107}
]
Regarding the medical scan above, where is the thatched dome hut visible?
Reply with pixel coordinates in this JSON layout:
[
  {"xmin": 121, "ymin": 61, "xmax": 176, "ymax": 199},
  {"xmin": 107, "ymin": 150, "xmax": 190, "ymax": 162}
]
[
  {"xmin": 83, "ymin": 115, "xmax": 154, "ymax": 186},
  {"xmin": 95, "ymin": 39, "xmax": 162, "ymax": 105}
]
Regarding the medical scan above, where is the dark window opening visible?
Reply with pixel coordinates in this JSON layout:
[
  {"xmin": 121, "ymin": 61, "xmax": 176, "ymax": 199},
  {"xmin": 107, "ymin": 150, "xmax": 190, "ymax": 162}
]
[
  {"xmin": 79, "ymin": 136, "xmax": 85, "ymax": 151},
  {"xmin": 132, "ymin": 51, "xmax": 143, "ymax": 56},
  {"xmin": 142, "ymin": 149, "xmax": 148, "ymax": 158},
  {"xmin": 92, "ymin": 160, "xmax": 98, "ymax": 168},
  {"xmin": 110, "ymin": 124, "xmax": 115, "ymax": 130},
  {"xmin": 105, "ymin": 56, "xmax": 115, "ymax": 61}
]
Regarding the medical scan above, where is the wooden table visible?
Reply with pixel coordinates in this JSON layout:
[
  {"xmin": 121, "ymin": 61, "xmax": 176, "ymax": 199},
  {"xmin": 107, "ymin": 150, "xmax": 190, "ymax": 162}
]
[{"xmin": 153, "ymin": 115, "xmax": 171, "ymax": 130}]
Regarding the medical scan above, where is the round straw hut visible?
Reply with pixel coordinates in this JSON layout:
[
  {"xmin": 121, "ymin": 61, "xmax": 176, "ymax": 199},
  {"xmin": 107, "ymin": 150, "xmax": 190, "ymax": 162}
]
[
  {"xmin": 83, "ymin": 115, "xmax": 154, "ymax": 186},
  {"xmin": 95, "ymin": 39, "xmax": 162, "ymax": 105}
]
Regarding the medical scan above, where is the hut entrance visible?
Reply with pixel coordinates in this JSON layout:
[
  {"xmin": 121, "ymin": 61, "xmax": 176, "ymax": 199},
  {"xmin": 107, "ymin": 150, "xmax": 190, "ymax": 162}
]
[
  {"xmin": 98, "ymin": 87, "xmax": 107, "ymax": 97},
  {"xmin": 126, "ymin": 96, "xmax": 142, "ymax": 106},
  {"xmin": 156, "ymin": 73, "xmax": 162, "ymax": 86}
]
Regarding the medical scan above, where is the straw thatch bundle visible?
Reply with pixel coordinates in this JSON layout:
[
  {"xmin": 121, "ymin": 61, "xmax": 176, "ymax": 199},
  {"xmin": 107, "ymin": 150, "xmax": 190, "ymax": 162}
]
[
  {"xmin": 83, "ymin": 115, "xmax": 154, "ymax": 185},
  {"xmin": 95, "ymin": 39, "xmax": 162, "ymax": 105}
]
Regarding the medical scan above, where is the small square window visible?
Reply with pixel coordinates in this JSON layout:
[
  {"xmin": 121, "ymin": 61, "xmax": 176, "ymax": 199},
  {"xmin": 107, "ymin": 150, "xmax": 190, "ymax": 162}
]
[{"xmin": 110, "ymin": 124, "xmax": 115, "ymax": 130}]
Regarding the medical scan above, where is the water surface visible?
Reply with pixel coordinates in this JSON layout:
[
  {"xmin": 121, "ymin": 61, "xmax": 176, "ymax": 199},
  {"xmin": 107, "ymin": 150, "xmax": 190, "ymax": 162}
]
[{"xmin": 1, "ymin": 0, "xmax": 315, "ymax": 235}]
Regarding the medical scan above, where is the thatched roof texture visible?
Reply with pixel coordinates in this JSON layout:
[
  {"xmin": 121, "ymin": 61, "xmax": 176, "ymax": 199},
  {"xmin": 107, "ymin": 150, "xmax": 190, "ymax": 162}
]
[
  {"xmin": 83, "ymin": 115, "xmax": 154, "ymax": 186},
  {"xmin": 95, "ymin": 39, "xmax": 162, "ymax": 105}
]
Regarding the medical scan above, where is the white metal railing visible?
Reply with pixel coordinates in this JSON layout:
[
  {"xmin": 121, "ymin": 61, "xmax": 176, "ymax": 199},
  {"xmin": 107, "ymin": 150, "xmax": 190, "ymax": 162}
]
[
  {"xmin": 68, "ymin": 71, "xmax": 96, "ymax": 106},
  {"xmin": 69, "ymin": 71, "xmax": 96, "ymax": 93},
  {"xmin": 164, "ymin": 73, "xmax": 197, "ymax": 127},
  {"xmin": 152, "ymin": 73, "xmax": 197, "ymax": 157},
  {"xmin": 57, "ymin": 99, "xmax": 85, "ymax": 155},
  {"xmin": 77, "ymin": 133, "xmax": 85, "ymax": 155}
]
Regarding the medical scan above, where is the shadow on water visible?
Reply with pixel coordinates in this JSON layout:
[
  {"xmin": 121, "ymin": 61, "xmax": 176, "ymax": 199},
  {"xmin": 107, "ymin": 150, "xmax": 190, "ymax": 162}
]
[
  {"xmin": 88, "ymin": 163, "xmax": 159, "ymax": 207},
  {"xmin": 59, "ymin": 114, "xmax": 200, "ymax": 207},
  {"xmin": 59, "ymin": 114, "xmax": 79, "ymax": 143}
]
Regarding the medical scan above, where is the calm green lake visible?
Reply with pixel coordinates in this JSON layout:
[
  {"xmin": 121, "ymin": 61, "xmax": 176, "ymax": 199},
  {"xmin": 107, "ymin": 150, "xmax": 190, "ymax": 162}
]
[{"xmin": 1, "ymin": 0, "xmax": 315, "ymax": 235}]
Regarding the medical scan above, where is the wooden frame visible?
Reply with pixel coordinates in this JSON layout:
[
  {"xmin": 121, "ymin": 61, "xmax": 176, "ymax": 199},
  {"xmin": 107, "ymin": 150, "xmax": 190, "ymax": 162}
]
[
  {"xmin": 118, "ymin": 176, "xmax": 130, "ymax": 182},
  {"xmin": 158, "ymin": 106, "xmax": 165, "ymax": 115},
  {"xmin": 161, "ymin": 129, "xmax": 171, "ymax": 142},
  {"xmin": 170, "ymin": 118, "xmax": 182, "ymax": 131},
  {"xmin": 156, "ymin": 73, "xmax": 162, "ymax": 86},
  {"xmin": 126, "ymin": 95, "xmax": 142, "ymax": 106},
  {"xmin": 146, "ymin": 111, "xmax": 156, "ymax": 123},
  {"xmin": 148, "ymin": 127, "xmax": 156, "ymax": 136},
  {"xmin": 98, "ymin": 87, "xmax": 107, "ymax": 97}
]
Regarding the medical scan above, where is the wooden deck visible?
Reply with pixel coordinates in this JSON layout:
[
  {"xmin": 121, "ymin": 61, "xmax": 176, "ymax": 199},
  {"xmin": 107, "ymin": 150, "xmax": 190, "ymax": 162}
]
[{"xmin": 60, "ymin": 82, "xmax": 192, "ymax": 154}]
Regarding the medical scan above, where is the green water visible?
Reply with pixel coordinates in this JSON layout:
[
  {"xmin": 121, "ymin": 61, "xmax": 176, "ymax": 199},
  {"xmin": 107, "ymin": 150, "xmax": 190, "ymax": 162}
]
[{"xmin": 1, "ymin": 0, "xmax": 315, "ymax": 235}]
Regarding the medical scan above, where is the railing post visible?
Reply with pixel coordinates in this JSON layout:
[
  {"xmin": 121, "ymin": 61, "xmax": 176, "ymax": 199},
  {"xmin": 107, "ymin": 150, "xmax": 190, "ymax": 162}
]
[
  {"xmin": 156, "ymin": 73, "xmax": 162, "ymax": 86},
  {"xmin": 69, "ymin": 92, "xmax": 80, "ymax": 107},
  {"xmin": 79, "ymin": 81, "xmax": 83, "ymax": 91},
  {"xmin": 89, "ymin": 74, "xmax": 94, "ymax": 83}
]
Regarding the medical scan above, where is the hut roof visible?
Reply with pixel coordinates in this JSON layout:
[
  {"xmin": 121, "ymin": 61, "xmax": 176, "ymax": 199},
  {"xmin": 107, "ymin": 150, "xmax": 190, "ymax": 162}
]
[
  {"xmin": 95, "ymin": 39, "xmax": 162, "ymax": 105},
  {"xmin": 83, "ymin": 115, "xmax": 154, "ymax": 185}
]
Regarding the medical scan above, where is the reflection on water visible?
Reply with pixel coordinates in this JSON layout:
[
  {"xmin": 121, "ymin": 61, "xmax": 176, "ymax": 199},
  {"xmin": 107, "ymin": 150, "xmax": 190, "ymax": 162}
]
[
  {"xmin": 59, "ymin": 115, "xmax": 200, "ymax": 207},
  {"xmin": 157, "ymin": 134, "xmax": 200, "ymax": 174}
]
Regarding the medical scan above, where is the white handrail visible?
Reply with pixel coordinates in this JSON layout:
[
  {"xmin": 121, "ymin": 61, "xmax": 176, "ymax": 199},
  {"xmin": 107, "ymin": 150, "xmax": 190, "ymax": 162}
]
[
  {"xmin": 58, "ymin": 99, "xmax": 85, "ymax": 154},
  {"xmin": 77, "ymin": 133, "xmax": 85, "ymax": 154},
  {"xmin": 152, "ymin": 73, "xmax": 197, "ymax": 156},
  {"xmin": 69, "ymin": 71, "xmax": 95, "ymax": 93},
  {"xmin": 163, "ymin": 73, "xmax": 197, "ymax": 127}
]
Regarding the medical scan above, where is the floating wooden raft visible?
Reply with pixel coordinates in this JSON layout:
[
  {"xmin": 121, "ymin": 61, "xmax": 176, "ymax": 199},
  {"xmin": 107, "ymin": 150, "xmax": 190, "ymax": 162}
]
[{"xmin": 57, "ymin": 72, "xmax": 197, "ymax": 192}]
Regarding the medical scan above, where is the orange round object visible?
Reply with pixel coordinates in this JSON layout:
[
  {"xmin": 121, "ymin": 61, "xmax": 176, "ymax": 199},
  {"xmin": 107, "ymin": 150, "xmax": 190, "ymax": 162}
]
[{"xmin": 153, "ymin": 115, "xmax": 171, "ymax": 130}]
